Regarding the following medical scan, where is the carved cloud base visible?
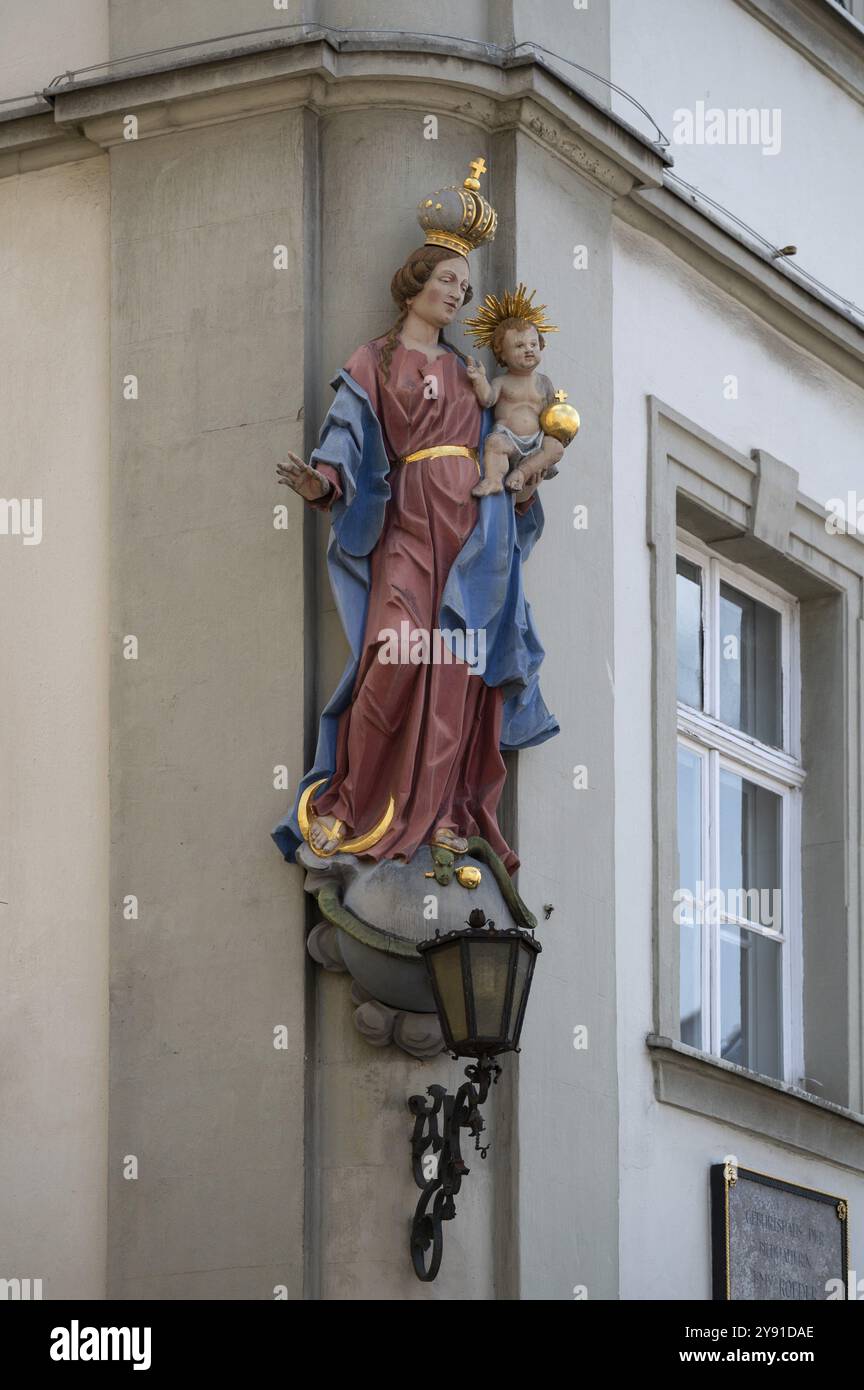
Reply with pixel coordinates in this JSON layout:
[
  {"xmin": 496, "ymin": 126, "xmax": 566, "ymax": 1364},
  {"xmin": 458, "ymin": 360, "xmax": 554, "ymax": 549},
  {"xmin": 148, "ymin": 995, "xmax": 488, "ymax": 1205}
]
[{"xmin": 307, "ymin": 921, "xmax": 444, "ymax": 1059}]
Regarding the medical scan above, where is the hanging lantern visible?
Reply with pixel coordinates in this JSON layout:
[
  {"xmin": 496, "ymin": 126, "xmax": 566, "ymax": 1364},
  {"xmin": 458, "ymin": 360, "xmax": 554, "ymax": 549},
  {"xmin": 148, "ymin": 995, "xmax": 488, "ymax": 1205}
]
[{"xmin": 417, "ymin": 909, "xmax": 541, "ymax": 1059}]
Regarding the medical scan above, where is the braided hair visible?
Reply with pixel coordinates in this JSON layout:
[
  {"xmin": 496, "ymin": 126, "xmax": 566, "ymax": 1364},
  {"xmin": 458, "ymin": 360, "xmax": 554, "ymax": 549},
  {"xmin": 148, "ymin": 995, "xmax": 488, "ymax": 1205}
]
[{"xmin": 379, "ymin": 245, "xmax": 474, "ymax": 382}]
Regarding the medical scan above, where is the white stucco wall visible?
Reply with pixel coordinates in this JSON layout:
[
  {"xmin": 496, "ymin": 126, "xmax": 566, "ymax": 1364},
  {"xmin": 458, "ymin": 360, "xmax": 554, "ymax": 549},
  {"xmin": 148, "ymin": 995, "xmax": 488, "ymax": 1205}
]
[
  {"xmin": 0, "ymin": 155, "xmax": 110, "ymax": 1299},
  {"xmin": 612, "ymin": 217, "xmax": 864, "ymax": 1298},
  {"xmin": 0, "ymin": 0, "xmax": 109, "ymax": 104},
  {"xmin": 2, "ymin": 0, "xmax": 862, "ymax": 1304},
  {"xmin": 611, "ymin": 0, "xmax": 864, "ymax": 309}
]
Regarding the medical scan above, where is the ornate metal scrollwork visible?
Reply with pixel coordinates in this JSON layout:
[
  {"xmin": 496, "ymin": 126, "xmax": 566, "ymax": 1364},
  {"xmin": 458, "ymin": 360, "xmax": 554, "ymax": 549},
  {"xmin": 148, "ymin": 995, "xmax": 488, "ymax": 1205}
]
[{"xmin": 407, "ymin": 1056, "xmax": 502, "ymax": 1282}]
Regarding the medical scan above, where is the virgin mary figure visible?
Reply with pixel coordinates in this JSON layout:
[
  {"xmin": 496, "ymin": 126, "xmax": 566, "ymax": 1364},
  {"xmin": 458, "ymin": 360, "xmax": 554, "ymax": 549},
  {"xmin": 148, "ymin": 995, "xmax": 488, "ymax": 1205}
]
[{"xmin": 272, "ymin": 163, "xmax": 558, "ymax": 877}]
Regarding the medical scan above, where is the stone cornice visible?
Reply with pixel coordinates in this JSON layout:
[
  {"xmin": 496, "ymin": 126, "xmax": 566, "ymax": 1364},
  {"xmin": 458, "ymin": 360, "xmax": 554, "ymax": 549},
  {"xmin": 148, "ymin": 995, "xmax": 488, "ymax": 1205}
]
[
  {"xmin": 0, "ymin": 110, "xmax": 101, "ymax": 178},
  {"xmin": 1, "ymin": 32, "xmax": 862, "ymax": 382},
  {"xmin": 36, "ymin": 38, "xmax": 666, "ymax": 200}
]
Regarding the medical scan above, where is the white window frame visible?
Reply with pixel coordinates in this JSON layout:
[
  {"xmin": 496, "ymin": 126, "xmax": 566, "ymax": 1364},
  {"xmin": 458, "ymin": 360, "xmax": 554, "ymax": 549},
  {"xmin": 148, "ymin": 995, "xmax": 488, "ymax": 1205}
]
[
  {"xmin": 834, "ymin": 0, "xmax": 864, "ymax": 29},
  {"xmin": 675, "ymin": 530, "xmax": 805, "ymax": 1086}
]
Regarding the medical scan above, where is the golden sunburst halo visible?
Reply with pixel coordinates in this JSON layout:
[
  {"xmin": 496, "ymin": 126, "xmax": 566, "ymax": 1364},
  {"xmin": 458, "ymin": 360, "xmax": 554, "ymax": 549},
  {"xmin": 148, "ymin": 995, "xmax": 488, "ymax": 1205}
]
[{"xmin": 462, "ymin": 282, "xmax": 559, "ymax": 351}]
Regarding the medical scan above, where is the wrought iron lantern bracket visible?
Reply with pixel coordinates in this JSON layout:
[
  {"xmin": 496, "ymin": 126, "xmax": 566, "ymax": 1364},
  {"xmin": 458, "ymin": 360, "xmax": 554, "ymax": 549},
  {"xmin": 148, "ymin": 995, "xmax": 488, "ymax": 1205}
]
[
  {"xmin": 408, "ymin": 1057, "xmax": 502, "ymax": 1282},
  {"xmin": 406, "ymin": 908, "xmax": 540, "ymax": 1282}
]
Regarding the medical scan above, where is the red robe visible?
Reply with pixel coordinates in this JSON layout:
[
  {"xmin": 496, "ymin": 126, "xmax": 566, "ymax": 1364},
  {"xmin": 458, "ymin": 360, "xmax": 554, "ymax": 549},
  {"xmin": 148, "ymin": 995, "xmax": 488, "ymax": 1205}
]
[{"xmin": 310, "ymin": 336, "xmax": 522, "ymax": 873}]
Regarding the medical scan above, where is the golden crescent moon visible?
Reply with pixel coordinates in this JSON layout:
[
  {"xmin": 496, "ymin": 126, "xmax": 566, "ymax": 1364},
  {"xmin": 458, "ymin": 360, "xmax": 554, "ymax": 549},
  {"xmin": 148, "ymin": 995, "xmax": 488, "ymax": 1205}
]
[
  {"xmin": 297, "ymin": 778, "xmax": 328, "ymax": 843},
  {"xmin": 341, "ymin": 795, "xmax": 396, "ymax": 854},
  {"xmin": 298, "ymin": 778, "xmax": 396, "ymax": 858}
]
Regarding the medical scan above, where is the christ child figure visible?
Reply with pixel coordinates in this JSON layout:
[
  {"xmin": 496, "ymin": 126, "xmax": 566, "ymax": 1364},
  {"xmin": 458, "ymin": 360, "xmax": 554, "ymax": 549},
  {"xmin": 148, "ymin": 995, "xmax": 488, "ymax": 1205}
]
[{"xmin": 464, "ymin": 287, "xmax": 565, "ymax": 498}]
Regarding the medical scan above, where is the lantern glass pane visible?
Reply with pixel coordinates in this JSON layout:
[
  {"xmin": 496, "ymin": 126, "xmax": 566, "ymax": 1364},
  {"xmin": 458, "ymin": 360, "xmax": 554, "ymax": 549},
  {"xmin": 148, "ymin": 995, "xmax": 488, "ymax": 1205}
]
[
  {"xmin": 469, "ymin": 941, "xmax": 511, "ymax": 1037},
  {"xmin": 510, "ymin": 943, "xmax": 533, "ymax": 1042},
  {"xmin": 429, "ymin": 942, "xmax": 468, "ymax": 1043}
]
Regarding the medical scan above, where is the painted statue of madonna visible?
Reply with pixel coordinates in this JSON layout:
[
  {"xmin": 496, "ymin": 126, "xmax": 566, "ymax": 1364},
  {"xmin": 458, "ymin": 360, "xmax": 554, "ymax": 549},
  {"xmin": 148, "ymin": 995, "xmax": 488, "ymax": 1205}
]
[{"xmin": 272, "ymin": 162, "xmax": 558, "ymax": 878}]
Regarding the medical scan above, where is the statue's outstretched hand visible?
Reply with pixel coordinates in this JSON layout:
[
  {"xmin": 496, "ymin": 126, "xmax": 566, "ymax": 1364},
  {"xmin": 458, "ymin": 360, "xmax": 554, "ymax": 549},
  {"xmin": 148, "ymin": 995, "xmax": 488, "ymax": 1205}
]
[
  {"xmin": 465, "ymin": 355, "xmax": 487, "ymax": 382},
  {"xmin": 277, "ymin": 452, "xmax": 331, "ymax": 502}
]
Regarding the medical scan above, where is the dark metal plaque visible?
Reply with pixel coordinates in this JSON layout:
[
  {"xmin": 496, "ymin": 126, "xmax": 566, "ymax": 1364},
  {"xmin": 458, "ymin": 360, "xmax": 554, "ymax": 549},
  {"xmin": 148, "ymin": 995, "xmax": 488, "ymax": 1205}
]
[{"xmin": 711, "ymin": 1162, "xmax": 848, "ymax": 1300}]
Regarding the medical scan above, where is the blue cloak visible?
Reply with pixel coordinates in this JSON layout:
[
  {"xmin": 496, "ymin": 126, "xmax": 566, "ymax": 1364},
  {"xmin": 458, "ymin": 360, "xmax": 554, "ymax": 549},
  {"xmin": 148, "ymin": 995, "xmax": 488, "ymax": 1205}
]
[{"xmin": 272, "ymin": 349, "xmax": 559, "ymax": 862}]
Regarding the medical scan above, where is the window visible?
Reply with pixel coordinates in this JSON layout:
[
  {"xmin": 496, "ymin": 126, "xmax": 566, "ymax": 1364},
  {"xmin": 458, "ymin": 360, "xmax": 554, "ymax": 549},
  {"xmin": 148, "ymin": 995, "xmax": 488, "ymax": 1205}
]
[
  {"xmin": 836, "ymin": 0, "xmax": 864, "ymax": 25},
  {"xmin": 649, "ymin": 399, "xmax": 864, "ymax": 1133},
  {"xmin": 674, "ymin": 534, "xmax": 804, "ymax": 1084}
]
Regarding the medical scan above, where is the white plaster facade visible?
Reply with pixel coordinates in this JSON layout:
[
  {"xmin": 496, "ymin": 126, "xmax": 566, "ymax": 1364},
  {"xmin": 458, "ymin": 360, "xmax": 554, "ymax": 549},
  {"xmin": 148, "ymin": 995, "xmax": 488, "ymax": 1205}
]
[{"xmin": 0, "ymin": 0, "xmax": 862, "ymax": 1302}]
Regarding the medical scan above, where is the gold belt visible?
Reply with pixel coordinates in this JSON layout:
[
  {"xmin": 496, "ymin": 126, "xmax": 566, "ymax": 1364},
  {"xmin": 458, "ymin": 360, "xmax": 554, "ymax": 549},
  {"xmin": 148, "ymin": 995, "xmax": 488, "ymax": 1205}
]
[{"xmin": 400, "ymin": 445, "xmax": 480, "ymax": 475}]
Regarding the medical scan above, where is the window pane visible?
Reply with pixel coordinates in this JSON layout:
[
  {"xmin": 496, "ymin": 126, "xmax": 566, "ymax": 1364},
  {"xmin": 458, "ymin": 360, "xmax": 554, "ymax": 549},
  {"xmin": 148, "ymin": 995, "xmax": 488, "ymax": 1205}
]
[
  {"xmin": 719, "ymin": 582, "xmax": 782, "ymax": 746},
  {"xmin": 677, "ymin": 745, "xmax": 702, "ymax": 1047},
  {"xmin": 720, "ymin": 924, "xmax": 782, "ymax": 1080},
  {"xmin": 719, "ymin": 769, "xmax": 783, "ymax": 931},
  {"xmin": 676, "ymin": 557, "xmax": 703, "ymax": 708}
]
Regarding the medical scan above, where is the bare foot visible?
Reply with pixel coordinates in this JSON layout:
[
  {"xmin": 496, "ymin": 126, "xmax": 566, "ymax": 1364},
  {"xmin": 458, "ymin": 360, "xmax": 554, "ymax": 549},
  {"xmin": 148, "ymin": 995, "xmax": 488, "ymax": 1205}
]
[
  {"xmin": 431, "ymin": 826, "xmax": 469, "ymax": 854},
  {"xmin": 309, "ymin": 813, "xmax": 346, "ymax": 854},
  {"xmin": 505, "ymin": 468, "xmax": 526, "ymax": 491},
  {"xmin": 472, "ymin": 476, "xmax": 505, "ymax": 498}
]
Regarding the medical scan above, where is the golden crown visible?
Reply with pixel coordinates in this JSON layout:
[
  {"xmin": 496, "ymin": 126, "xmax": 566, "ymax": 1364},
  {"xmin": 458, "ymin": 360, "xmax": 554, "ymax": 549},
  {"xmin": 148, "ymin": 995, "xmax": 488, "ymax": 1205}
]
[
  {"xmin": 462, "ymin": 283, "xmax": 559, "ymax": 351},
  {"xmin": 417, "ymin": 158, "xmax": 497, "ymax": 257}
]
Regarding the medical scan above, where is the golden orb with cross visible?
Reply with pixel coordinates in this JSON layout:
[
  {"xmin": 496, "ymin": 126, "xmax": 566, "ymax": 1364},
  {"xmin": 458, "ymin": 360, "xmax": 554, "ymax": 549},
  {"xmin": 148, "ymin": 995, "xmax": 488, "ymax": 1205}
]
[
  {"xmin": 417, "ymin": 157, "xmax": 497, "ymax": 257},
  {"xmin": 540, "ymin": 388, "xmax": 581, "ymax": 446}
]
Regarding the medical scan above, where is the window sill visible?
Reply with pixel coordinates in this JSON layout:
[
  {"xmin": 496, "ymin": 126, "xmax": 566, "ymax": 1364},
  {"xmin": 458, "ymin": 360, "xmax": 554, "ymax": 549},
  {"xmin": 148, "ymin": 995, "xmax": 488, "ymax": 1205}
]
[{"xmin": 647, "ymin": 1034, "xmax": 864, "ymax": 1173}]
